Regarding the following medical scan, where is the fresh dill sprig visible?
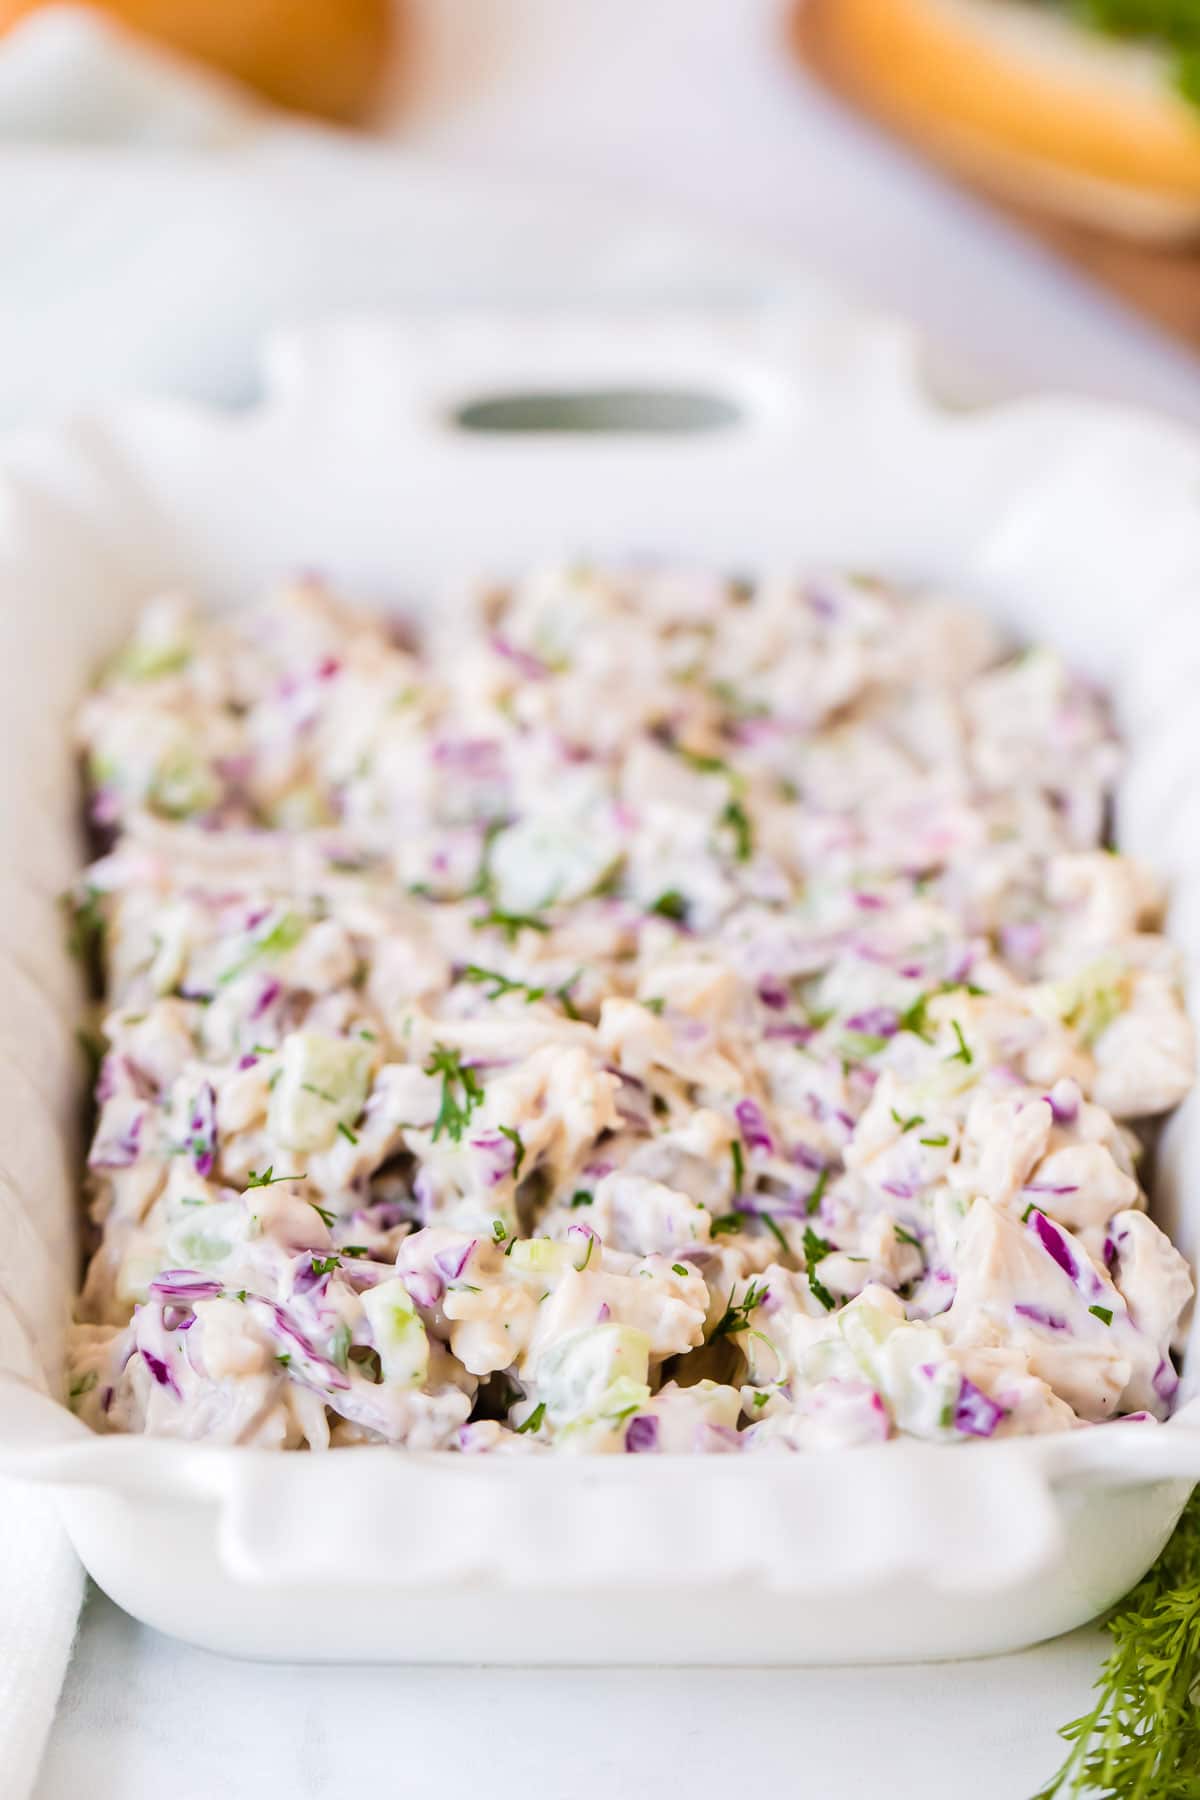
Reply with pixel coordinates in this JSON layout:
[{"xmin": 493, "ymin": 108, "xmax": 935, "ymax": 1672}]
[
  {"xmin": 463, "ymin": 961, "xmax": 583, "ymax": 1018},
  {"xmin": 515, "ymin": 1401, "xmax": 546, "ymax": 1435},
  {"xmin": 719, "ymin": 796, "xmax": 754, "ymax": 862},
  {"xmin": 463, "ymin": 963, "xmax": 546, "ymax": 1003},
  {"xmin": 472, "ymin": 907, "xmax": 550, "ymax": 944},
  {"xmin": 497, "ymin": 1123, "xmax": 525, "ymax": 1181},
  {"xmin": 1036, "ymin": 1491, "xmax": 1200, "ymax": 1800},
  {"xmin": 711, "ymin": 1278, "xmax": 769, "ymax": 1340},
  {"xmin": 650, "ymin": 889, "xmax": 688, "ymax": 922},
  {"xmin": 803, "ymin": 1225, "xmax": 837, "ymax": 1312},
  {"xmin": 424, "ymin": 1042, "xmax": 485, "ymax": 1142}
]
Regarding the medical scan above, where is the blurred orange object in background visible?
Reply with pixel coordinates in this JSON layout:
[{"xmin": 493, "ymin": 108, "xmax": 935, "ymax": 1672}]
[{"xmin": 0, "ymin": 0, "xmax": 394, "ymax": 121}]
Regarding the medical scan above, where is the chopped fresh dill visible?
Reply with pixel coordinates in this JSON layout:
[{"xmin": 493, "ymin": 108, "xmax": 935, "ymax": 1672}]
[
  {"xmin": 424, "ymin": 1042, "xmax": 485, "ymax": 1142},
  {"xmin": 720, "ymin": 796, "xmax": 754, "ymax": 862},
  {"xmin": 300, "ymin": 1082, "xmax": 337, "ymax": 1104},
  {"xmin": 803, "ymin": 1226, "xmax": 836, "ymax": 1311},
  {"xmin": 711, "ymin": 1279, "xmax": 769, "ymax": 1339},
  {"xmin": 897, "ymin": 992, "xmax": 934, "ymax": 1043},
  {"xmin": 498, "ymin": 1123, "xmax": 525, "ymax": 1181},
  {"xmin": 890, "ymin": 1109, "xmax": 925, "ymax": 1134},
  {"xmin": 760, "ymin": 1211, "xmax": 790, "ymax": 1257},
  {"xmin": 806, "ymin": 1166, "xmax": 830, "ymax": 1216},
  {"xmin": 650, "ymin": 889, "xmax": 688, "ymax": 922},
  {"xmin": 472, "ymin": 907, "xmax": 550, "ymax": 944},
  {"xmin": 554, "ymin": 970, "xmax": 584, "ymax": 1019},
  {"xmin": 464, "ymin": 963, "xmax": 544, "ymax": 1002}
]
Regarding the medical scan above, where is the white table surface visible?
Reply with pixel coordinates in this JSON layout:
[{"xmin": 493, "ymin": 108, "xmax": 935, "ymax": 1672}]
[{"xmin": 32, "ymin": 1, "xmax": 1194, "ymax": 1793}]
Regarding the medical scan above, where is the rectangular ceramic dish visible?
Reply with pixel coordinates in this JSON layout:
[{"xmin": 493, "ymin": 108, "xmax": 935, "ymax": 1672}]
[{"xmin": 2, "ymin": 303, "xmax": 1200, "ymax": 1663}]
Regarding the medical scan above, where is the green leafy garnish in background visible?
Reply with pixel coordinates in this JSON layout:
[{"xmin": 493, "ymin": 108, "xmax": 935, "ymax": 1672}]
[
  {"xmin": 1046, "ymin": 1, "xmax": 1200, "ymax": 110},
  {"xmin": 1035, "ymin": 1490, "xmax": 1200, "ymax": 1798}
]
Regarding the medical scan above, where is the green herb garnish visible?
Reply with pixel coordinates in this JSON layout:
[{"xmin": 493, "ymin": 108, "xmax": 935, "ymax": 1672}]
[
  {"xmin": 897, "ymin": 992, "xmax": 933, "ymax": 1041},
  {"xmin": 719, "ymin": 796, "xmax": 754, "ymax": 862},
  {"xmin": 498, "ymin": 1123, "xmax": 525, "ymax": 1181},
  {"xmin": 246, "ymin": 1166, "xmax": 307, "ymax": 1189},
  {"xmin": 472, "ymin": 907, "xmax": 550, "ymax": 944},
  {"xmin": 463, "ymin": 963, "xmax": 547, "ymax": 1003},
  {"xmin": 761, "ymin": 1212, "xmax": 790, "ymax": 1257},
  {"xmin": 730, "ymin": 1139, "xmax": 746, "ymax": 1193},
  {"xmin": 336, "ymin": 1121, "xmax": 359, "ymax": 1145},
  {"xmin": 1088, "ymin": 1305, "xmax": 1114, "ymax": 1327},
  {"xmin": 217, "ymin": 910, "xmax": 306, "ymax": 986},
  {"xmin": 1036, "ymin": 1490, "xmax": 1200, "ymax": 1799},
  {"xmin": 946, "ymin": 1019, "xmax": 973, "ymax": 1065},
  {"xmin": 712, "ymin": 1279, "xmax": 769, "ymax": 1339},
  {"xmin": 803, "ymin": 1226, "xmax": 836, "ymax": 1311},
  {"xmin": 676, "ymin": 746, "xmax": 733, "ymax": 777},
  {"xmin": 425, "ymin": 1042, "xmax": 484, "ymax": 1142},
  {"xmin": 650, "ymin": 889, "xmax": 688, "ymax": 922},
  {"xmin": 516, "ymin": 1401, "xmax": 546, "ymax": 1435},
  {"xmin": 301, "ymin": 1081, "xmax": 338, "ymax": 1104},
  {"xmin": 890, "ymin": 1109, "xmax": 925, "ymax": 1134}
]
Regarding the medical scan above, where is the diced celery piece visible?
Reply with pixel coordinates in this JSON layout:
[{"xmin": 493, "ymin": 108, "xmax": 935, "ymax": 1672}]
[
  {"xmin": 508, "ymin": 1238, "xmax": 572, "ymax": 1277},
  {"xmin": 362, "ymin": 1279, "xmax": 429, "ymax": 1388},
  {"xmin": 268, "ymin": 1030, "xmax": 373, "ymax": 1152},
  {"xmin": 1038, "ymin": 956, "xmax": 1126, "ymax": 1047},
  {"xmin": 535, "ymin": 1323, "xmax": 651, "ymax": 1423},
  {"xmin": 488, "ymin": 816, "xmax": 619, "ymax": 913},
  {"xmin": 151, "ymin": 743, "xmax": 220, "ymax": 819}
]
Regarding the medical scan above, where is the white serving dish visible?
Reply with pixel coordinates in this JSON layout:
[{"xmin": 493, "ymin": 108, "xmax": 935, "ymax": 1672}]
[{"xmin": 2, "ymin": 303, "xmax": 1200, "ymax": 1664}]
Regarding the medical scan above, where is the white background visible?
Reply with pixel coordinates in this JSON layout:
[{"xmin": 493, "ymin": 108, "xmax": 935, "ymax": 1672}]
[{"xmin": 30, "ymin": 0, "xmax": 1198, "ymax": 1793}]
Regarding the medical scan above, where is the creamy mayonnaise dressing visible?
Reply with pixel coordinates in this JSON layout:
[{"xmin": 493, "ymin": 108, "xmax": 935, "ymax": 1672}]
[{"xmin": 65, "ymin": 569, "xmax": 1195, "ymax": 1454}]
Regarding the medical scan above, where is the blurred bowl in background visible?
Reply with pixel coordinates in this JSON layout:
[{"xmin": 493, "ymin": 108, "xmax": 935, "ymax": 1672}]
[{"xmin": 0, "ymin": 0, "xmax": 395, "ymax": 122}]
